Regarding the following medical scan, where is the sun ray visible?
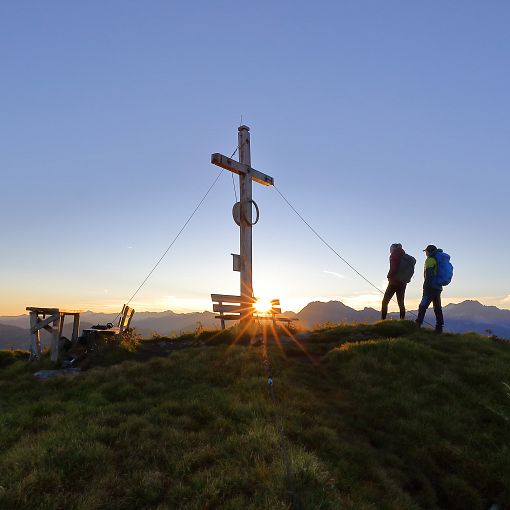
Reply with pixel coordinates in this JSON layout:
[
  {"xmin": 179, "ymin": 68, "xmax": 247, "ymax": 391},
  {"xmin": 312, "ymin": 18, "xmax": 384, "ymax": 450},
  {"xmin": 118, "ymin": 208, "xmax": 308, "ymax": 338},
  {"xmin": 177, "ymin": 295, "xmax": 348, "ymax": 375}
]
[
  {"xmin": 269, "ymin": 320, "xmax": 287, "ymax": 360},
  {"xmin": 279, "ymin": 323, "xmax": 318, "ymax": 366},
  {"xmin": 225, "ymin": 318, "xmax": 253, "ymax": 354}
]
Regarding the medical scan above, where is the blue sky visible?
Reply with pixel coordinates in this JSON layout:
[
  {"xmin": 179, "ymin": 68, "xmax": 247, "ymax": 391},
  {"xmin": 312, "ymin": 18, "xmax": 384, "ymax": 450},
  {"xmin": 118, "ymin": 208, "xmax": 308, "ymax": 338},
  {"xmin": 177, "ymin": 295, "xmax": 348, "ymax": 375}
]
[{"xmin": 1, "ymin": 1, "xmax": 509, "ymax": 315}]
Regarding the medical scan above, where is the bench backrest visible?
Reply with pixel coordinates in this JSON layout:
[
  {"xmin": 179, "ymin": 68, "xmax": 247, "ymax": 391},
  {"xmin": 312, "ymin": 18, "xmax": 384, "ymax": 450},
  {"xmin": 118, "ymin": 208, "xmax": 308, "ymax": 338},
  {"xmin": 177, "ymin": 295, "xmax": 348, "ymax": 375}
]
[
  {"xmin": 267, "ymin": 299, "xmax": 282, "ymax": 315},
  {"xmin": 118, "ymin": 304, "xmax": 135, "ymax": 332}
]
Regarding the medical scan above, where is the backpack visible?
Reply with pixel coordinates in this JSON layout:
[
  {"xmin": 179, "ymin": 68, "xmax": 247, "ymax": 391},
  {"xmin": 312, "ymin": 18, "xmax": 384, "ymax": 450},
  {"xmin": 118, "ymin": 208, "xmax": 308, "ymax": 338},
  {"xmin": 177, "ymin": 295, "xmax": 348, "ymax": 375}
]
[
  {"xmin": 434, "ymin": 251, "xmax": 454, "ymax": 286},
  {"xmin": 395, "ymin": 254, "xmax": 416, "ymax": 284}
]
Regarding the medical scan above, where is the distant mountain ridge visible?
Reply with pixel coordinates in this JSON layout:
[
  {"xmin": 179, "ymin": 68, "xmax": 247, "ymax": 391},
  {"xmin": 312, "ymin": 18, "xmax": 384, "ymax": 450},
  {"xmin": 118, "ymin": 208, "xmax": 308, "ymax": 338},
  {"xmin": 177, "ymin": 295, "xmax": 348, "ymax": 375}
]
[{"xmin": 1, "ymin": 299, "xmax": 509, "ymax": 349}]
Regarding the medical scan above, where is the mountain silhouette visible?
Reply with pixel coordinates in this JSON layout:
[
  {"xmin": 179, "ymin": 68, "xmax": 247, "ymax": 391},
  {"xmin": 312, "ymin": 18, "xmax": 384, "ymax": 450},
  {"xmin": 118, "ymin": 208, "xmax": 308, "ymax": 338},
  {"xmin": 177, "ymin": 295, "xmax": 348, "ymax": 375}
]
[{"xmin": 1, "ymin": 299, "xmax": 509, "ymax": 349}]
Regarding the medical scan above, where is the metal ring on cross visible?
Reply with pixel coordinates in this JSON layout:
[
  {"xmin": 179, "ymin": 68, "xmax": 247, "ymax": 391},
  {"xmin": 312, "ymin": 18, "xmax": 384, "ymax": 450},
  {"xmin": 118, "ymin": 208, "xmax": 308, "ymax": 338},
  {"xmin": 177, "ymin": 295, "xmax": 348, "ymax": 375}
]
[{"xmin": 232, "ymin": 200, "xmax": 260, "ymax": 226}]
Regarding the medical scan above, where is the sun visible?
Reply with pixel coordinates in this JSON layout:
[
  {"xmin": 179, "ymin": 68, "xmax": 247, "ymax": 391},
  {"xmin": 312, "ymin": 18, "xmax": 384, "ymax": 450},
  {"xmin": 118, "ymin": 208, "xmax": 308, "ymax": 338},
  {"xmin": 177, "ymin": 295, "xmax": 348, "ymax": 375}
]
[{"xmin": 254, "ymin": 298, "xmax": 273, "ymax": 314}]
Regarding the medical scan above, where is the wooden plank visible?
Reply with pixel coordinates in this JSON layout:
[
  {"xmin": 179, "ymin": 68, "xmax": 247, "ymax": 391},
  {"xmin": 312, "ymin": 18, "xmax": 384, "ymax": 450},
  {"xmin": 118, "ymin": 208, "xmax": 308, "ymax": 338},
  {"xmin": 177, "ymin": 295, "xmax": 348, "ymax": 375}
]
[
  {"xmin": 125, "ymin": 307, "xmax": 135, "ymax": 329},
  {"xmin": 71, "ymin": 315, "xmax": 80, "ymax": 345},
  {"xmin": 58, "ymin": 314, "xmax": 65, "ymax": 338},
  {"xmin": 238, "ymin": 126, "xmax": 253, "ymax": 322},
  {"xmin": 214, "ymin": 314, "xmax": 241, "ymax": 321},
  {"xmin": 26, "ymin": 307, "xmax": 59, "ymax": 313},
  {"xmin": 213, "ymin": 304, "xmax": 250, "ymax": 313},
  {"xmin": 211, "ymin": 153, "xmax": 274, "ymax": 186},
  {"xmin": 211, "ymin": 294, "xmax": 243, "ymax": 303},
  {"xmin": 26, "ymin": 307, "xmax": 82, "ymax": 314},
  {"xmin": 31, "ymin": 314, "xmax": 59, "ymax": 333},
  {"xmin": 29, "ymin": 312, "xmax": 40, "ymax": 360},
  {"xmin": 119, "ymin": 306, "xmax": 129, "ymax": 329}
]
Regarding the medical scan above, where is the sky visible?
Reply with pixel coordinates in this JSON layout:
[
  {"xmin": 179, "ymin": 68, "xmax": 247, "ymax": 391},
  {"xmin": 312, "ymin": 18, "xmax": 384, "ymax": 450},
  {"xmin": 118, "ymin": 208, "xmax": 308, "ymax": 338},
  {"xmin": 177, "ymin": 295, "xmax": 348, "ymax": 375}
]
[{"xmin": 1, "ymin": 1, "xmax": 509, "ymax": 316}]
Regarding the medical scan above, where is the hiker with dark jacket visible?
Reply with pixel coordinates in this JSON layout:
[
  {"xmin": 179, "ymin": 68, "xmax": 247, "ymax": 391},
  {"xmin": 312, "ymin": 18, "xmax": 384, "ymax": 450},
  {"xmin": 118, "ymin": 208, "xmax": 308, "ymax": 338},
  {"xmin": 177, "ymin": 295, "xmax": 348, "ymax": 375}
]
[
  {"xmin": 416, "ymin": 244, "xmax": 445, "ymax": 334},
  {"xmin": 381, "ymin": 243, "xmax": 409, "ymax": 320}
]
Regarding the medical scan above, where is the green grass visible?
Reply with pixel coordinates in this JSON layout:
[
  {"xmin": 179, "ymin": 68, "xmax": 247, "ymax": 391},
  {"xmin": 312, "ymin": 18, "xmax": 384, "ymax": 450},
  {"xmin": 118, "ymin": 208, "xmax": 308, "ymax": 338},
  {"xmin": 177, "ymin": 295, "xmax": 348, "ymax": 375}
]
[{"xmin": 1, "ymin": 322, "xmax": 509, "ymax": 509}]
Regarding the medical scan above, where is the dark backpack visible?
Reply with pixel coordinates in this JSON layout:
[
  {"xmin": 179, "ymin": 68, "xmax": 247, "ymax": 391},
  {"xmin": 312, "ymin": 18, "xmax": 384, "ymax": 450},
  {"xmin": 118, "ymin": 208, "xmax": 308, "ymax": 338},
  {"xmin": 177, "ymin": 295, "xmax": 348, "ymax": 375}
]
[{"xmin": 395, "ymin": 254, "xmax": 416, "ymax": 284}]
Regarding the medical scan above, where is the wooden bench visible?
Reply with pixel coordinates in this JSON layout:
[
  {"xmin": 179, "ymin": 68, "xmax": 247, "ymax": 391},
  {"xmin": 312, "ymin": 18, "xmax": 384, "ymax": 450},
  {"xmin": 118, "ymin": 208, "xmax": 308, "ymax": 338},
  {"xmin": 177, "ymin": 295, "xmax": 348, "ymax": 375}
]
[
  {"xmin": 211, "ymin": 295, "xmax": 297, "ymax": 329},
  {"xmin": 82, "ymin": 304, "xmax": 135, "ymax": 343},
  {"xmin": 211, "ymin": 294, "xmax": 250, "ymax": 329}
]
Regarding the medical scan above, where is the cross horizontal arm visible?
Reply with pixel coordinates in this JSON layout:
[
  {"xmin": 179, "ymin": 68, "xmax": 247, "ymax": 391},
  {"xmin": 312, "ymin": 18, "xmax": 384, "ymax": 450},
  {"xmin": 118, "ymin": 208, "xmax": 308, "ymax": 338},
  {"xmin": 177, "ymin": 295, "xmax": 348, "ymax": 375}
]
[{"xmin": 211, "ymin": 153, "xmax": 274, "ymax": 186}]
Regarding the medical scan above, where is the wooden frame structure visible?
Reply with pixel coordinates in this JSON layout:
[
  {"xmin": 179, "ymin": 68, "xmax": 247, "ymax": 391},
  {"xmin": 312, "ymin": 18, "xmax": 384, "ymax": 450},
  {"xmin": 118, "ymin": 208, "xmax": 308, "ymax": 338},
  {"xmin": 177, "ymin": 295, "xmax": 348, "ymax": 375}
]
[
  {"xmin": 27, "ymin": 307, "xmax": 81, "ymax": 362},
  {"xmin": 82, "ymin": 304, "xmax": 135, "ymax": 343}
]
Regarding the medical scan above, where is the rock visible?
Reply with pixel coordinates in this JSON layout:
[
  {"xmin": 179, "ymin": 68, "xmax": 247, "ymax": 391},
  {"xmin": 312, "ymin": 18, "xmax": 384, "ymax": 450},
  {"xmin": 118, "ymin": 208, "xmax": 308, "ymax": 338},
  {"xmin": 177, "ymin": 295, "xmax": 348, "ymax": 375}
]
[{"xmin": 33, "ymin": 368, "xmax": 81, "ymax": 379}]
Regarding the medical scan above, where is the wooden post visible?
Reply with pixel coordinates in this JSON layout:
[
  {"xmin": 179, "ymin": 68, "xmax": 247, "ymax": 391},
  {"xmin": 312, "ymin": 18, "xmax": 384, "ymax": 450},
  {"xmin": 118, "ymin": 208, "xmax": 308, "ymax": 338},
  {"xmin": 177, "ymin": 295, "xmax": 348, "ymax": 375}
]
[
  {"xmin": 238, "ymin": 125, "xmax": 253, "ymax": 321},
  {"xmin": 71, "ymin": 314, "xmax": 80, "ymax": 345},
  {"xmin": 219, "ymin": 299, "xmax": 226, "ymax": 330},
  {"xmin": 29, "ymin": 311, "xmax": 40, "ymax": 360},
  {"xmin": 58, "ymin": 313, "xmax": 65, "ymax": 338},
  {"xmin": 51, "ymin": 315, "xmax": 60, "ymax": 363}
]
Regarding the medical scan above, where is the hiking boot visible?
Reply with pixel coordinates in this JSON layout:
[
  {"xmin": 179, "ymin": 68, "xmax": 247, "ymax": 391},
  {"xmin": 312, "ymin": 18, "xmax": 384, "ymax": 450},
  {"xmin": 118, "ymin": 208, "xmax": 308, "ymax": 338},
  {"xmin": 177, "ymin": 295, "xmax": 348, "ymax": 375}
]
[
  {"xmin": 434, "ymin": 326, "xmax": 443, "ymax": 334},
  {"xmin": 415, "ymin": 320, "xmax": 422, "ymax": 329}
]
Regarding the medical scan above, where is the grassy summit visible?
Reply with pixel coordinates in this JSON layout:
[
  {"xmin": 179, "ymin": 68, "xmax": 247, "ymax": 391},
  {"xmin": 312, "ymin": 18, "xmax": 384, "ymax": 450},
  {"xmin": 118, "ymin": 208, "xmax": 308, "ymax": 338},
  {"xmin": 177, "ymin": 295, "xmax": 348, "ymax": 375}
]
[{"xmin": 0, "ymin": 322, "xmax": 509, "ymax": 509}]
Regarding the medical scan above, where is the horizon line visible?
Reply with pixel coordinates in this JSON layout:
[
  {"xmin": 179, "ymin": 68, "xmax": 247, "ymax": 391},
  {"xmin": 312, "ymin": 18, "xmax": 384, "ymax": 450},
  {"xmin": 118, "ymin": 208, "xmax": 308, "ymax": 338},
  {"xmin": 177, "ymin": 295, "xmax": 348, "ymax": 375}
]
[{"xmin": 2, "ymin": 297, "xmax": 509, "ymax": 317}]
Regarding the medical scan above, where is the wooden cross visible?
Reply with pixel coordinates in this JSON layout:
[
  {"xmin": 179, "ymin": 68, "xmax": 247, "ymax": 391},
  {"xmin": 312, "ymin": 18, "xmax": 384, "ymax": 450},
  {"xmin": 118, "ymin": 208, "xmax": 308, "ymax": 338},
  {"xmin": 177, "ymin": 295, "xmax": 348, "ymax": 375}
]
[{"xmin": 211, "ymin": 125, "xmax": 274, "ymax": 321}]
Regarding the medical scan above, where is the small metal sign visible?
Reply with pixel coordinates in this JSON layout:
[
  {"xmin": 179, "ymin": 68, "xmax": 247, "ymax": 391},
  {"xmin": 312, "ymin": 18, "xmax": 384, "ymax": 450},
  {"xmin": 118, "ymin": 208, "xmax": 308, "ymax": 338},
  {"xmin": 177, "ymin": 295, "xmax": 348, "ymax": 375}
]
[{"xmin": 231, "ymin": 253, "xmax": 241, "ymax": 272}]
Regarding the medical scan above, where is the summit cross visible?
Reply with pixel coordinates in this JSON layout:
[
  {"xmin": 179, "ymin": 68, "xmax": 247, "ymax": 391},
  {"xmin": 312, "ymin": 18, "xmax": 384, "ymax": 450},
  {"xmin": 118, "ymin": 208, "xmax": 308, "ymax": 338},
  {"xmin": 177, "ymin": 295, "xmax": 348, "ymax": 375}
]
[{"xmin": 211, "ymin": 125, "xmax": 274, "ymax": 321}]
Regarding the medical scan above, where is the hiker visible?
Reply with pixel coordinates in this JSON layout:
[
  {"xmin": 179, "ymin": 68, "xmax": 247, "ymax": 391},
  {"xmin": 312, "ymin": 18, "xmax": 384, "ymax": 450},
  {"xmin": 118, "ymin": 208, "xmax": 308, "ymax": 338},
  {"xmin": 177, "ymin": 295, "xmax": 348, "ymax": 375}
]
[
  {"xmin": 416, "ymin": 244, "xmax": 453, "ymax": 333},
  {"xmin": 381, "ymin": 243, "xmax": 415, "ymax": 320}
]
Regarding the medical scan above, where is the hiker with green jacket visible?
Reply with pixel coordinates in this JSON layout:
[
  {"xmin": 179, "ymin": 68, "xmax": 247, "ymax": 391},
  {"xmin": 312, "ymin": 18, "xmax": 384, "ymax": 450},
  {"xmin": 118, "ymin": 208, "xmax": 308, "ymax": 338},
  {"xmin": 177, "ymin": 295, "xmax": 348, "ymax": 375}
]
[{"xmin": 416, "ymin": 244, "xmax": 445, "ymax": 334}]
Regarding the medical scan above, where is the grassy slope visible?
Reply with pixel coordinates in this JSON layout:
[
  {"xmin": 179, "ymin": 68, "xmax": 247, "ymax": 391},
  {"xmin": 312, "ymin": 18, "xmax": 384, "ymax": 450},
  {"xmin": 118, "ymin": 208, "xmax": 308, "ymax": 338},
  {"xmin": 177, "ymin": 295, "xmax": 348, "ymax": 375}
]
[{"xmin": 0, "ymin": 322, "xmax": 509, "ymax": 509}]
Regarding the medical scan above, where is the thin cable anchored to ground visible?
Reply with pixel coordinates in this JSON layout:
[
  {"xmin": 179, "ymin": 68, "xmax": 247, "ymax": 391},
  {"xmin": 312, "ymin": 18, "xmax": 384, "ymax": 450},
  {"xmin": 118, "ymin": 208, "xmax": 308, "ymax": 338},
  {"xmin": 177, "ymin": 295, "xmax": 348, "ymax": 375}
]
[
  {"xmin": 274, "ymin": 185, "xmax": 385, "ymax": 296},
  {"xmin": 121, "ymin": 170, "xmax": 224, "ymax": 310},
  {"xmin": 119, "ymin": 144, "xmax": 241, "ymax": 314},
  {"xmin": 273, "ymin": 184, "xmax": 434, "ymax": 327}
]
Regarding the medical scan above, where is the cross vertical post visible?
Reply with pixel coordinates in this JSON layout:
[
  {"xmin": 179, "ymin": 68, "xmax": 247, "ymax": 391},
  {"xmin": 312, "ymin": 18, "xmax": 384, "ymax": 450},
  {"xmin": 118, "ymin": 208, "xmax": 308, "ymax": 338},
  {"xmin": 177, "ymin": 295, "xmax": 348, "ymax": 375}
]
[
  {"xmin": 238, "ymin": 125, "xmax": 253, "ymax": 321},
  {"xmin": 211, "ymin": 125, "xmax": 274, "ymax": 325}
]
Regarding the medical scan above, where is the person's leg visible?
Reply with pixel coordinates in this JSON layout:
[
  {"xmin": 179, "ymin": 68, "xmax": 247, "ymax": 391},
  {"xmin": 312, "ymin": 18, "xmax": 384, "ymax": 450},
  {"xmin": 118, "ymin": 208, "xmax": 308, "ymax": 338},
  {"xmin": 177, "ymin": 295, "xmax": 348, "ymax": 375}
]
[
  {"xmin": 432, "ymin": 290, "xmax": 444, "ymax": 333},
  {"xmin": 381, "ymin": 284, "xmax": 396, "ymax": 320},
  {"xmin": 416, "ymin": 293, "xmax": 433, "ymax": 325},
  {"xmin": 396, "ymin": 284, "xmax": 406, "ymax": 319}
]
